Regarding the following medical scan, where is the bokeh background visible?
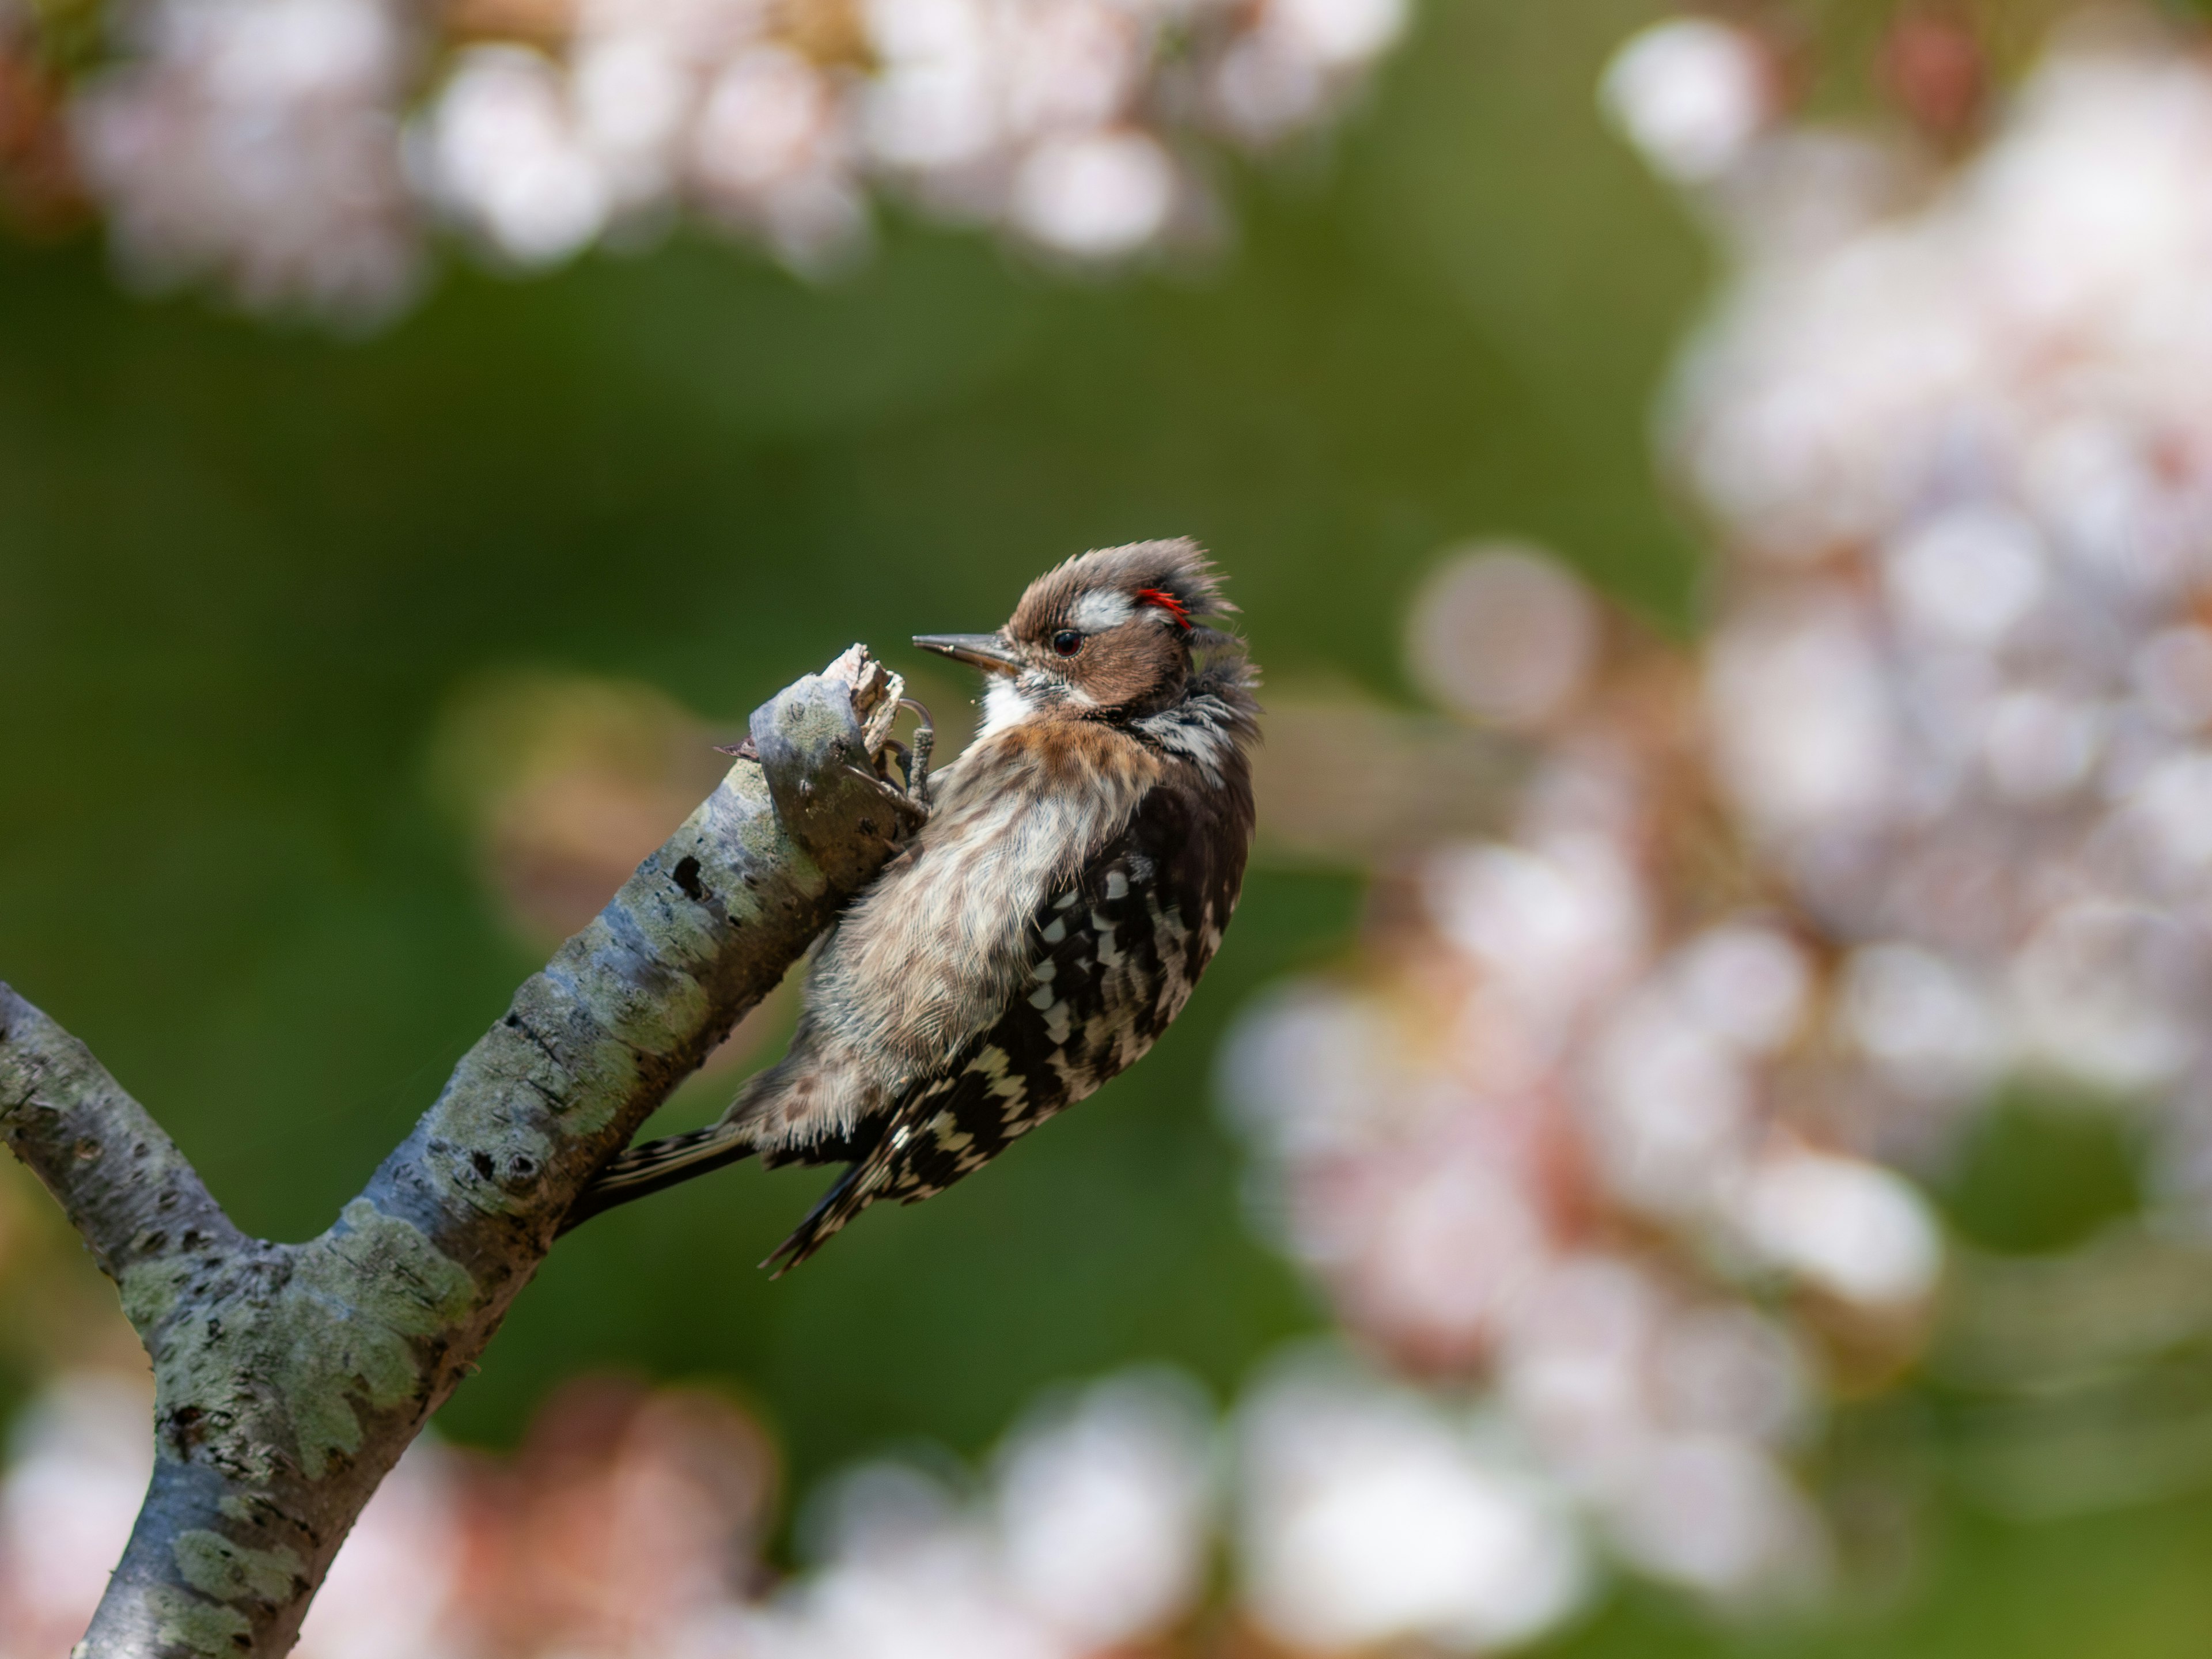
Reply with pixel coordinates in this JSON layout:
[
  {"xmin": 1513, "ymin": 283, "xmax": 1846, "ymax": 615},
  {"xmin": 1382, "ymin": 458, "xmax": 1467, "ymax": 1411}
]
[{"xmin": 17, "ymin": 0, "xmax": 2212, "ymax": 1653}]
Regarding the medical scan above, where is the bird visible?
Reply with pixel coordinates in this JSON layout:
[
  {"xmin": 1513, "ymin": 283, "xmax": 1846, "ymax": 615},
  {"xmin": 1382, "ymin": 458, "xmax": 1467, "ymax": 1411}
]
[{"xmin": 569, "ymin": 539, "xmax": 1261, "ymax": 1271}]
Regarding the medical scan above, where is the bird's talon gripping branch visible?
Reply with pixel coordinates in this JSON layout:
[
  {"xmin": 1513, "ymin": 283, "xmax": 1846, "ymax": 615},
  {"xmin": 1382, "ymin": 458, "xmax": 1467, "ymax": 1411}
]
[{"xmin": 896, "ymin": 696, "xmax": 935, "ymax": 805}]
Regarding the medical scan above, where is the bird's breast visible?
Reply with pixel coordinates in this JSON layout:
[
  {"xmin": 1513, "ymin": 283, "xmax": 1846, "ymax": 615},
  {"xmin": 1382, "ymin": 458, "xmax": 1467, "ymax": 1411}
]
[{"xmin": 812, "ymin": 725, "xmax": 1164, "ymax": 1067}]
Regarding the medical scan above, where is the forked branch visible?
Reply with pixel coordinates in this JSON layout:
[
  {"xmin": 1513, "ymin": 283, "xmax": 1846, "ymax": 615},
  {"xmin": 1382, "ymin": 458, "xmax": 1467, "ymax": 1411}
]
[{"xmin": 0, "ymin": 647, "xmax": 915, "ymax": 1658}]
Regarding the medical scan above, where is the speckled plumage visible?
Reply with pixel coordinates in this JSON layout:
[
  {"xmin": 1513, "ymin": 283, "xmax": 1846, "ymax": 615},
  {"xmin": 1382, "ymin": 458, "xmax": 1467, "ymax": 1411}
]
[{"xmin": 575, "ymin": 539, "xmax": 1260, "ymax": 1270}]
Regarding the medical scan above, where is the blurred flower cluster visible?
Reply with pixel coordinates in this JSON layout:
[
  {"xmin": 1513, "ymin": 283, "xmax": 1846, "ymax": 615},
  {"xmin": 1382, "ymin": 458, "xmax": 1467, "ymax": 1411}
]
[
  {"xmin": 3, "ymin": 0, "xmax": 1407, "ymax": 319},
  {"xmin": 1609, "ymin": 5, "xmax": 2212, "ymax": 1206},
  {"xmin": 1221, "ymin": 2, "xmax": 2212, "ymax": 1631},
  {"xmin": 1224, "ymin": 546, "xmax": 1936, "ymax": 1622},
  {"xmin": 0, "ymin": 1357, "xmax": 1583, "ymax": 1657},
  {"xmin": 0, "ymin": 1369, "xmax": 782, "ymax": 1659}
]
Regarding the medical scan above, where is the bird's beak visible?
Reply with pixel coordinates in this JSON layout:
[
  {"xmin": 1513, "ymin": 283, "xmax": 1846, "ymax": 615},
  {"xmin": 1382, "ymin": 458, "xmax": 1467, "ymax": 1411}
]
[{"xmin": 913, "ymin": 632, "xmax": 1021, "ymax": 674}]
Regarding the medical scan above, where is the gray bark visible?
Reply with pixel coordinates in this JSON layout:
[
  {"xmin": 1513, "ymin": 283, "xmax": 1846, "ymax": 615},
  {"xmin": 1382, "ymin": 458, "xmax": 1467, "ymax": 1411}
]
[{"xmin": 0, "ymin": 647, "xmax": 918, "ymax": 1658}]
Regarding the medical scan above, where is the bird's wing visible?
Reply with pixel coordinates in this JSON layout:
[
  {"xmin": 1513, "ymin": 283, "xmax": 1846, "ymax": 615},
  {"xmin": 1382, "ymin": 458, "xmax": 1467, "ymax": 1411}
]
[{"xmin": 763, "ymin": 776, "xmax": 1247, "ymax": 1273}]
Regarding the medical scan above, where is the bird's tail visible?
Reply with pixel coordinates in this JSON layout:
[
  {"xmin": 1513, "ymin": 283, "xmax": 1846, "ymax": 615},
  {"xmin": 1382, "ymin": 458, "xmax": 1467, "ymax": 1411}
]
[
  {"xmin": 559, "ymin": 1122, "xmax": 759, "ymax": 1233},
  {"xmin": 762, "ymin": 1155, "xmax": 887, "ymax": 1277}
]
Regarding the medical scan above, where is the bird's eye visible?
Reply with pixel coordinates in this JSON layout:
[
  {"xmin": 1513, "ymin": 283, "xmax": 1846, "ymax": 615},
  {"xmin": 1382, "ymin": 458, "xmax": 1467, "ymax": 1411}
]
[{"xmin": 1051, "ymin": 630, "xmax": 1084, "ymax": 657}]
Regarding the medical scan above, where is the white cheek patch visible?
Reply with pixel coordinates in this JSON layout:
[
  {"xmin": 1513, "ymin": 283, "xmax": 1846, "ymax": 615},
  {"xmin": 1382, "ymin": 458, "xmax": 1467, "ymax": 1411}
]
[
  {"xmin": 977, "ymin": 676, "xmax": 1041, "ymax": 738},
  {"xmin": 1069, "ymin": 589, "xmax": 1136, "ymax": 631}
]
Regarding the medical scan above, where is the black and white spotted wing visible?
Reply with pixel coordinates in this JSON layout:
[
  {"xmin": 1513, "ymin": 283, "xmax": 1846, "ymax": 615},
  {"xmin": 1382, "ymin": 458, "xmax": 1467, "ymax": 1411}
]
[{"xmin": 762, "ymin": 779, "xmax": 1247, "ymax": 1273}]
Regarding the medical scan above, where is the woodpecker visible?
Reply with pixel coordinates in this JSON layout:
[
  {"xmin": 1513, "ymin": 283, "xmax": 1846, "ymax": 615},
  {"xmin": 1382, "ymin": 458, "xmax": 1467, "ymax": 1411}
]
[{"xmin": 573, "ymin": 539, "xmax": 1260, "ymax": 1271}]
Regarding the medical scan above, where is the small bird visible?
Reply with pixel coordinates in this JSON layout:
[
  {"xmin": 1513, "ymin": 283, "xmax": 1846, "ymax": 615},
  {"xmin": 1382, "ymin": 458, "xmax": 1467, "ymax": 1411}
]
[{"xmin": 573, "ymin": 539, "xmax": 1260, "ymax": 1270}]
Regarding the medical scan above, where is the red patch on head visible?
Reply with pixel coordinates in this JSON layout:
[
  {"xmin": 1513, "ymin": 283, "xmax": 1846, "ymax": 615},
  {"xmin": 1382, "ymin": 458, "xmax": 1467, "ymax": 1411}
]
[{"xmin": 1136, "ymin": 588, "xmax": 1192, "ymax": 630}]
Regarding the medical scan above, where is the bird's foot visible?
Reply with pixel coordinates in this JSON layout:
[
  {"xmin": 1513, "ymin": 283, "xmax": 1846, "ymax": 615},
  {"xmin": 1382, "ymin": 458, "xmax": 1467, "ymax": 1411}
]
[{"xmin": 897, "ymin": 698, "xmax": 935, "ymax": 806}]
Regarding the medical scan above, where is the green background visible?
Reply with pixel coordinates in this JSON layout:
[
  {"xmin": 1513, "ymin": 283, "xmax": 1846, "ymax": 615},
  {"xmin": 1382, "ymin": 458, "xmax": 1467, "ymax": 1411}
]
[{"xmin": 16, "ymin": 0, "xmax": 2212, "ymax": 1652}]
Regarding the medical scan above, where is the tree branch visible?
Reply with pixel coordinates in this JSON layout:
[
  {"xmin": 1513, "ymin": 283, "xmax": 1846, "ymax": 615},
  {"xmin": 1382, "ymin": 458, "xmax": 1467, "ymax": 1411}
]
[
  {"xmin": 0, "ymin": 647, "xmax": 916, "ymax": 1659},
  {"xmin": 0, "ymin": 991, "xmax": 248, "ymax": 1285}
]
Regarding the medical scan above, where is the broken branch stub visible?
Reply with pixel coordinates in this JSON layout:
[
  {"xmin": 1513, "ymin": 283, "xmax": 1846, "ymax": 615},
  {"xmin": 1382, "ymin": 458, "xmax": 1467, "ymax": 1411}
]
[{"xmin": 753, "ymin": 647, "xmax": 913, "ymax": 891}]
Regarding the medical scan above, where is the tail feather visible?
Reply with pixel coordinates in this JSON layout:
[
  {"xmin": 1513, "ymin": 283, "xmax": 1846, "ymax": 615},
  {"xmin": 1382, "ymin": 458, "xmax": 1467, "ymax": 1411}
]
[
  {"xmin": 762, "ymin": 1154, "xmax": 889, "ymax": 1277},
  {"xmin": 560, "ymin": 1123, "xmax": 758, "ymax": 1233}
]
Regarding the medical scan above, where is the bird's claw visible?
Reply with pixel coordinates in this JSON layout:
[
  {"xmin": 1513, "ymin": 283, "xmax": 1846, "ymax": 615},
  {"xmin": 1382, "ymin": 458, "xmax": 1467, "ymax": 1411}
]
[{"xmin": 897, "ymin": 698, "xmax": 935, "ymax": 806}]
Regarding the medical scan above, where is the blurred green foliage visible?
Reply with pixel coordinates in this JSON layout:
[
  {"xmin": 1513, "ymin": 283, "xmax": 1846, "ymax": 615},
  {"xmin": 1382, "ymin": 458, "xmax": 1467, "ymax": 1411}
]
[
  {"xmin": 16, "ymin": 0, "xmax": 2212, "ymax": 1653},
  {"xmin": 1938, "ymin": 1093, "xmax": 2146, "ymax": 1256}
]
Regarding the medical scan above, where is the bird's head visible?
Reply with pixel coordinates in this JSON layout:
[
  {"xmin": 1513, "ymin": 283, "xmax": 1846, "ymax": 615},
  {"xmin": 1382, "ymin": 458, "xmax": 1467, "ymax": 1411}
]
[{"xmin": 915, "ymin": 539, "xmax": 1234, "ymax": 733}]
